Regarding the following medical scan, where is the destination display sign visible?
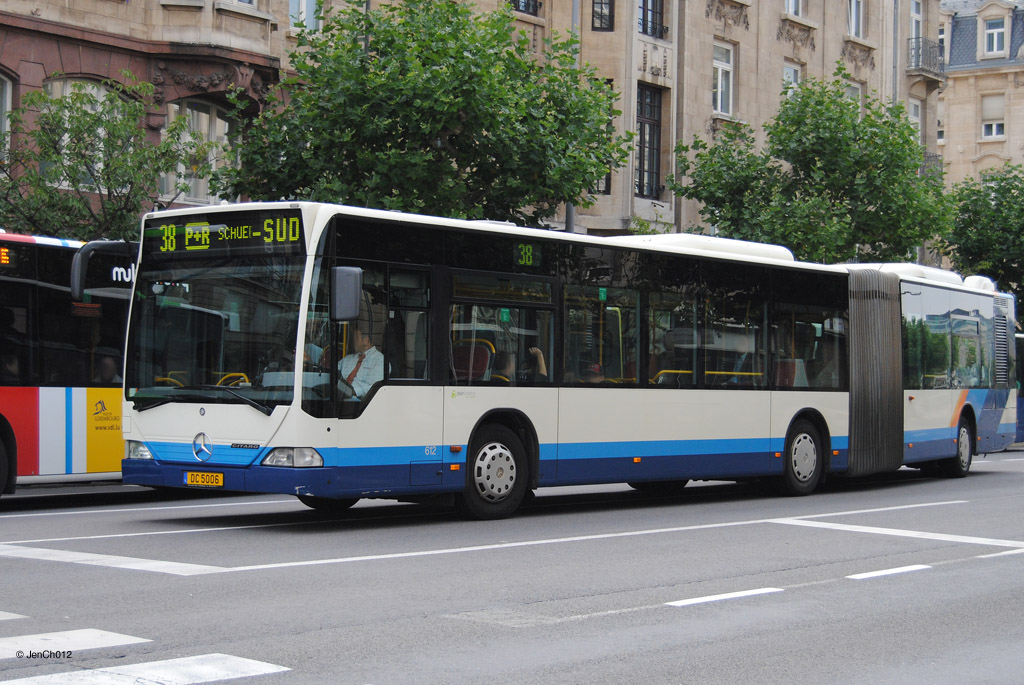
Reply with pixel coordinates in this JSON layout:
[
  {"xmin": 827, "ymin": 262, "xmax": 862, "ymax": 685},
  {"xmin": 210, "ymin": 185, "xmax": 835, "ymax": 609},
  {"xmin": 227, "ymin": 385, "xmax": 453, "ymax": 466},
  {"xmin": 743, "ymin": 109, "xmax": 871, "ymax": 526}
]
[{"xmin": 143, "ymin": 209, "xmax": 305, "ymax": 257}]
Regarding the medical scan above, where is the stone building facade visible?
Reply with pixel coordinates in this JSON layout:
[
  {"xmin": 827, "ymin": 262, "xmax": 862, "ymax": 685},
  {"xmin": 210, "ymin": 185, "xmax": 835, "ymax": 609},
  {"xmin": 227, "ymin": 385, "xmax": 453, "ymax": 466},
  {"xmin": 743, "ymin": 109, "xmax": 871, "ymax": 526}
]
[
  {"xmin": 2, "ymin": 0, "xmax": 945, "ymax": 231},
  {"xmin": 479, "ymin": 0, "xmax": 945, "ymax": 234},
  {"xmin": 939, "ymin": 0, "xmax": 1024, "ymax": 185}
]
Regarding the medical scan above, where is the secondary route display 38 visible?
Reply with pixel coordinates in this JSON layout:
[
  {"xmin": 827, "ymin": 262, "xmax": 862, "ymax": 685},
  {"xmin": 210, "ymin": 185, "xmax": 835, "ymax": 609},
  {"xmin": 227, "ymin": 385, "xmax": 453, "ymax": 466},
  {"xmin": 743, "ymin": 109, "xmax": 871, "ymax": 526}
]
[{"xmin": 107, "ymin": 202, "xmax": 1016, "ymax": 519}]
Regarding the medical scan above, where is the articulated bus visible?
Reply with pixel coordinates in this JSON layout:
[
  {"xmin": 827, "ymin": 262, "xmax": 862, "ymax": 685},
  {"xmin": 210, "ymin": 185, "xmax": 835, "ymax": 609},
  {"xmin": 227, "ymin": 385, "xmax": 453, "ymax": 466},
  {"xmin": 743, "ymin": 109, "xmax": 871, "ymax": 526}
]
[
  {"xmin": 115, "ymin": 202, "xmax": 1016, "ymax": 519},
  {"xmin": 0, "ymin": 232, "xmax": 133, "ymax": 498}
]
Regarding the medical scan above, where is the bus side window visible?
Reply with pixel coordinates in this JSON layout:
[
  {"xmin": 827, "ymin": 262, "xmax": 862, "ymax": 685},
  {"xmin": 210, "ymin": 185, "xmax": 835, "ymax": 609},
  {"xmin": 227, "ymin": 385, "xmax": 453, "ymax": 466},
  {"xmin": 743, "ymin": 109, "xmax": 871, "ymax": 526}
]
[{"xmin": 388, "ymin": 270, "xmax": 430, "ymax": 380}]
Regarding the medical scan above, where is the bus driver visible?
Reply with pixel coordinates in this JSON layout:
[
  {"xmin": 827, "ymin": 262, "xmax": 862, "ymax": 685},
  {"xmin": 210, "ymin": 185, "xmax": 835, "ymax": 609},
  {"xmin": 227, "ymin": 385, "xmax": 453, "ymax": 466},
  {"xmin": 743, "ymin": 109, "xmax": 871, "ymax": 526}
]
[{"xmin": 337, "ymin": 322, "xmax": 384, "ymax": 400}]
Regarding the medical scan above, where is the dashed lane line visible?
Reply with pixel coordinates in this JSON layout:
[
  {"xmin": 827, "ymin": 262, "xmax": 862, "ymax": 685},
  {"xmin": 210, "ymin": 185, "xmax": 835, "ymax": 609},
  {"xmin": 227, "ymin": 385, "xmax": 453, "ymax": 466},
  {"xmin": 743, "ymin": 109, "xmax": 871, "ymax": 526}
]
[{"xmin": 846, "ymin": 564, "xmax": 932, "ymax": 580}]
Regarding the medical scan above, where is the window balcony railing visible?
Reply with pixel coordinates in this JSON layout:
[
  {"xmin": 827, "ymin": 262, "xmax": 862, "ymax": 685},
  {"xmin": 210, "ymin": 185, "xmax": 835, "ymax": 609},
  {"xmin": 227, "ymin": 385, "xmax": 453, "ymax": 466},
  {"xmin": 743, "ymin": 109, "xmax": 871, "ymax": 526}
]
[
  {"xmin": 510, "ymin": 0, "xmax": 541, "ymax": 16},
  {"xmin": 920, "ymin": 150, "xmax": 943, "ymax": 177},
  {"xmin": 639, "ymin": 18, "xmax": 670, "ymax": 39},
  {"xmin": 907, "ymin": 37, "xmax": 945, "ymax": 81}
]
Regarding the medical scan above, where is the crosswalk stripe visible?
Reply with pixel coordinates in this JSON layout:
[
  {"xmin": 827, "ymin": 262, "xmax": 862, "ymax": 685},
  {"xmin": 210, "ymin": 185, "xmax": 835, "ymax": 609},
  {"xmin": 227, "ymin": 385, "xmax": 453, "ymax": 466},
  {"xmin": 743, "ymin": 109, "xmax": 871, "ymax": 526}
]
[
  {"xmin": 1, "ymin": 653, "xmax": 290, "ymax": 684},
  {"xmin": 0, "ymin": 544, "xmax": 225, "ymax": 576},
  {"xmin": 0, "ymin": 611, "xmax": 26, "ymax": 621},
  {"xmin": 0, "ymin": 629, "xmax": 150, "ymax": 660}
]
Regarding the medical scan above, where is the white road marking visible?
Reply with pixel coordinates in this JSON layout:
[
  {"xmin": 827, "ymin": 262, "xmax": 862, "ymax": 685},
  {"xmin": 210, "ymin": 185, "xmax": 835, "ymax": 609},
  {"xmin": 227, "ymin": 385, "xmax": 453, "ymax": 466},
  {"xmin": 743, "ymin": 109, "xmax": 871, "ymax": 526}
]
[
  {"xmin": 665, "ymin": 588, "xmax": 784, "ymax": 607},
  {"xmin": 0, "ymin": 611, "xmax": 26, "ymax": 621},
  {"xmin": 1, "ymin": 653, "xmax": 290, "ymax": 684},
  {"xmin": 976, "ymin": 548, "xmax": 1024, "ymax": 559},
  {"xmin": 0, "ymin": 499, "xmax": 981, "ymax": 577},
  {"xmin": 9, "ymin": 520, "xmax": 315, "ymax": 546},
  {"xmin": 769, "ymin": 518, "xmax": 1024, "ymax": 549},
  {"xmin": 846, "ymin": 564, "xmax": 932, "ymax": 580},
  {"xmin": 0, "ymin": 629, "xmax": 150, "ymax": 660},
  {"xmin": 784, "ymin": 500, "xmax": 968, "ymax": 519},
  {"xmin": 0, "ymin": 498, "xmax": 296, "ymax": 520},
  {"xmin": 0, "ymin": 544, "xmax": 225, "ymax": 576}
]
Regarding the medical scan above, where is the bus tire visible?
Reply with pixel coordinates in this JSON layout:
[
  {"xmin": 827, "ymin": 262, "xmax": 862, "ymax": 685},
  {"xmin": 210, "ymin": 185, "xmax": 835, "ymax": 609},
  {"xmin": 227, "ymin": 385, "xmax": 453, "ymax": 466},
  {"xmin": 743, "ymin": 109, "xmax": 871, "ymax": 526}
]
[
  {"xmin": 297, "ymin": 494, "xmax": 359, "ymax": 513},
  {"xmin": 941, "ymin": 419, "xmax": 973, "ymax": 478},
  {"xmin": 781, "ymin": 419, "xmax": 823, "ymax": 496},
  {"xmin": 457, "ymin": 424, "xmax": 528, "ymax": 520}
]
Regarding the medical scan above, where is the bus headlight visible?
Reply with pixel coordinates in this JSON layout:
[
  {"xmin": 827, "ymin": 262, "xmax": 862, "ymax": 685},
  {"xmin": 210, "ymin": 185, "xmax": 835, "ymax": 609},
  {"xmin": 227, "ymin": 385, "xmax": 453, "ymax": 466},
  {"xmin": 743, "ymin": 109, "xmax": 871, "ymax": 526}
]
[
  {"xmin": 261, "ymin": 447, "xmax": 323, "ymax": 468},
  {"xmin": 125, "ymin": 441, "xmax": 154, "ymax": 460}
]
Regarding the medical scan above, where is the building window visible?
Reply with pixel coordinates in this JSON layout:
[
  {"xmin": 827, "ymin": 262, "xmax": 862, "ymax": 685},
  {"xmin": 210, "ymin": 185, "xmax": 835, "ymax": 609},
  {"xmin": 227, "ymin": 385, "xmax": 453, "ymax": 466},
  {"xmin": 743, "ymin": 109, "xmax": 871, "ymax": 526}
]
[
  {"xmin": 510, "ymin": 0, "xmax": 541, "ymax": 17},
  {"xmin": 936, "ymin": 98, "xmax": 945, "ymax": 144},
  {"xmin": 639, "ymin": 0, "xmax": 668, "ymax": 39},
  {"xmin": 938, "ymin": 24, "xmax": 945, "ymax": 59},
  {"xmin": 713, "ymin": 42, "xmax": 733, "ymax": 116},
  {"xmin": 984, "ymin": 18, "xmax": 1005, "ymax": 55},
  {"xmin": 290, "ymin": 0, "xmax": 318, "ymax": 29},
  {"xmin": 783, "ymin": 62, "xmax": 801, "ymax": 96},
  {"xmin": 908, "ymin": 97, "xmax": 922, "ymax": 141},
  {"xmin": 981, "ymin": 94, "xmax": 1005, "ymax": 138},
  {"xmin": 40, "ymin": 79, "xmax": 108, "ymax": 184},
  {"xmin": 785, "ymin": 0, "xmax": 802, "ymax": 17},
  {"xmin": 160, "ymin": 99, "xmax": 232, "ymax": 204},
  {"xmin": 0, "ymin": 76, "xmax": 10, "ymax": 151},
  {"xmin": 910, "ymin": 0, "xmax": 922, "ymax": 40},
  {"xmin": 593, "ymin": 0, "xmax": 614, "ymax": 30},
  {"xmin": 848, "ymin": 0, "xmax": 864, "ymax": 38},
  {"xmin": 635, "ymin": 84, "xmax": 662, "ymax": 199}
]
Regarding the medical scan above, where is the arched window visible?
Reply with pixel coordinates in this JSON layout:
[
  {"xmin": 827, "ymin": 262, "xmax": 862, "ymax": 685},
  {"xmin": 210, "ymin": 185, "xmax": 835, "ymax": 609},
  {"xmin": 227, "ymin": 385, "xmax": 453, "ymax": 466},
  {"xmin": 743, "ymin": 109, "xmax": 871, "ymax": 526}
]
[
  {"xmin": 39, "ymin": 78, "xmax": 110, "ymax": 185},
  {"xmin": 160, "ymin": 99, "xmax": 233, "ymax": 204},
  {"xmin": 0, "ymin": 75, "xmax": 11, "ymax": 147}
]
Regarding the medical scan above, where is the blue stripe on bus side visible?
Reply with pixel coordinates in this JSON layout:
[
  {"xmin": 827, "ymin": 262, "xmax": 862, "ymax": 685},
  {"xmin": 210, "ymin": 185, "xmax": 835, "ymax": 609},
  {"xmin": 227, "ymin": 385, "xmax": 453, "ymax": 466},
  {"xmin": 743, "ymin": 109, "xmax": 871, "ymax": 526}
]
[
  {"xmin": 146, "ymin": 435, "xmax": 854, "ymax": 471},
  {"xmin": 65, "ymin": 387, "xmax": 73, "ymax": 474}
]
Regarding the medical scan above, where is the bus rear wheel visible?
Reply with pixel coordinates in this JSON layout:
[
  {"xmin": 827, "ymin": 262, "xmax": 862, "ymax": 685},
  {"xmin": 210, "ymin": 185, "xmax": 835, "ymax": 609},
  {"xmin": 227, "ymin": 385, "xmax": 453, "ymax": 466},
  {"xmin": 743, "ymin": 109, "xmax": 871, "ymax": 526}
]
[
  {"xmin": 941, "ymin": 419, "xmax": 973, "ymax": 478},
  {"xmin": 297, "ymin": 494, "xmax": 359, "ymax": 513},
  {"xmin": 457, "ymin": 424, "xmax": 528, "ymax": 520},
  {"xmin": 781, "ymin": 419, "xmax": 823, "ymax": 496}
]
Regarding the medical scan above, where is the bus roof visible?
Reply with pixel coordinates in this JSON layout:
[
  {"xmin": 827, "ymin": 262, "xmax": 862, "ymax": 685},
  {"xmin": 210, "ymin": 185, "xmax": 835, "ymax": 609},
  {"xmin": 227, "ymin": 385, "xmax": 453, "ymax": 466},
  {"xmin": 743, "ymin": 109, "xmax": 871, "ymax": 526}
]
[
  {"xmin": 142, "ymin": 201, "xmax": 1004, "ymax": 293},
  {"xmin": 0, "ymin": 232, "xmax": 85, "ymax": 249}
]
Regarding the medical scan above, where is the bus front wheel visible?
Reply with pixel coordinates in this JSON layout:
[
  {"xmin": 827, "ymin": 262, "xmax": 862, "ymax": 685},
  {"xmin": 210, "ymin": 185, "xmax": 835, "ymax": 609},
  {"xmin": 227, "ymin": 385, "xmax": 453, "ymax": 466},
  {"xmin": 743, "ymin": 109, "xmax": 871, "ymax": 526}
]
[
  {"xmin": 941, "ymin": 419, "xmax": 973, "ymax": 478},
  {"xmin": 297, "ymin": 494, "xmax": 359, "ymax": 513},
  {"xmin": 457, "ymin": 424, "xmax": 528, "ymax": 520},
  {"xmin": 781, "ymin": 419, "xmax": 823, "ymax": 496}
]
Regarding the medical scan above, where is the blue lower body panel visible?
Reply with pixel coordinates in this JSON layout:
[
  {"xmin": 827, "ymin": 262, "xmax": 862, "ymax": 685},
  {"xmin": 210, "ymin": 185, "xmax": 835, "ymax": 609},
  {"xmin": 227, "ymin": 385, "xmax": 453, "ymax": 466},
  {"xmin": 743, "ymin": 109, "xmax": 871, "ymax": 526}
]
[{"xmin": 122, "ymin": 460, "xmax": 463, "ymax": 499}]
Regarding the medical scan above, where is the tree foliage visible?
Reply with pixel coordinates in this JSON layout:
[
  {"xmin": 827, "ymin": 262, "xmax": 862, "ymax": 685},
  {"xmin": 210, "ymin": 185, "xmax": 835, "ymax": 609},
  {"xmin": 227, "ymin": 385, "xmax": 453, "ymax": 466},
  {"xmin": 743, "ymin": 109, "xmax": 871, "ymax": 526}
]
[
  {"xmin": 213, "ymin": 0, "xmax": 631, "ymax": 225},
  {"xmin": 668, "ymin": 65, "xmax": 951, "ymax": 263},
  {"xmin": 945, "ymin": 164, "xmax": 1024, "ymax": 302},
  {"xmin": 0, "ymin": 74, "xmax": 208, "ymax": 241}
]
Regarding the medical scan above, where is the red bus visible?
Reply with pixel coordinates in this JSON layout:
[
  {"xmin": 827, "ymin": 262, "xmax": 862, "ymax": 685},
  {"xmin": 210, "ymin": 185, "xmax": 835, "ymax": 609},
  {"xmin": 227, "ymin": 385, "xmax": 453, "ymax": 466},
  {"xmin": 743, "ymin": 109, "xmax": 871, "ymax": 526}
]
[{"xmin": 0, "ymin": 232, "xmax": 133, "ymax": 498}]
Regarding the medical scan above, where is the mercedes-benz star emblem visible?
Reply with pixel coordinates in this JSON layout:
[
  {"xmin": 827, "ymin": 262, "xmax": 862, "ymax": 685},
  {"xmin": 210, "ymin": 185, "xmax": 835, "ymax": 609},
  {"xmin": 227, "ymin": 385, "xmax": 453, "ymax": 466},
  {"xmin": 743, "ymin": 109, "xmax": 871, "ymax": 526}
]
[{"xmin": 192, "ymin": 432, "xmax": 213, "ymax": 462}]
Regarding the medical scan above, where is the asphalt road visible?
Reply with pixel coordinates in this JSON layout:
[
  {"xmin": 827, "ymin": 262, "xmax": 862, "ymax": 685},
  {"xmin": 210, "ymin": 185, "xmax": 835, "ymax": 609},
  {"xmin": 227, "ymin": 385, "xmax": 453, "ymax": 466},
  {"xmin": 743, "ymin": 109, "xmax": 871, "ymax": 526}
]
[{"xmin": 2, "ymin": 452, "xmax": 1024, "ymax": 684}]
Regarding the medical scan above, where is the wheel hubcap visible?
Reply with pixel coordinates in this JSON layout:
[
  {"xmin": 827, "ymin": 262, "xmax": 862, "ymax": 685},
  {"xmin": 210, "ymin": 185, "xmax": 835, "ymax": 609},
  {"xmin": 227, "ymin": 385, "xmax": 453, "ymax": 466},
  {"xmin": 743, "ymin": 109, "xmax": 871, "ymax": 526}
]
[
  {"xmin": 791, "ymin": 433, "xmax": 817, "ymax": 483},
  {"xmin": 958, "ymin": 427, "xmax": 971, "ymax": 469},
  {"xmin": 473, "ymin": 441, "xmax": 516, "ymax": 502}
]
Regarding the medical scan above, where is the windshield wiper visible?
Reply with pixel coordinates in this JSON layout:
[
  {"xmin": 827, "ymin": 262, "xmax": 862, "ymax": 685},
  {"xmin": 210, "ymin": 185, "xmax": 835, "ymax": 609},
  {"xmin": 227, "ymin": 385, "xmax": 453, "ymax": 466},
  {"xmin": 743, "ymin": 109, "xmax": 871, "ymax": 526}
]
[
  {"xmin": 132, "ymin": 396, "xmax": 174, "ymax": 412},
  {"xmin": 131, "ymin": 387, "xmax": 273, "ymax": 416},
  {"xmin": 193, "ymin": 385, "xmax": 274, "ymax": 416}
]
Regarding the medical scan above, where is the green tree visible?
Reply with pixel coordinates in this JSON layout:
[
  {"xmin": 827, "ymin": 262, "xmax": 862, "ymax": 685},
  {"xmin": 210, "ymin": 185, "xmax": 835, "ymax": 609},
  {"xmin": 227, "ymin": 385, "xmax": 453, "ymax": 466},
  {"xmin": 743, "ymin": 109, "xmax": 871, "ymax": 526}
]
[
  {"xmin": 669, "ymin": 65, "xmax": 951, "ymax": 263},
  {"xmin": 945, "ymin": 164, "xmax": 1024, "ymax": 302},
  {"xmin": 214, "ymin": 0, "xmax": 631, "ymax": 226},
  {"xmin": 0, "ymin": 74, "xmax": 209, "ymax": 241}
]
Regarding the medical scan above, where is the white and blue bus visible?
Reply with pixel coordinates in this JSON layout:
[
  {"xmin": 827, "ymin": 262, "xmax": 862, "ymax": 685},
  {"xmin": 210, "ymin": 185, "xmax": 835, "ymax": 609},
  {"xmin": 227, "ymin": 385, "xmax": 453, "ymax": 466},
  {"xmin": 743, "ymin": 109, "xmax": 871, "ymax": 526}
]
[{"xmin": 114, "ymin": 202, "xmax": 1016, "ymax": 519}]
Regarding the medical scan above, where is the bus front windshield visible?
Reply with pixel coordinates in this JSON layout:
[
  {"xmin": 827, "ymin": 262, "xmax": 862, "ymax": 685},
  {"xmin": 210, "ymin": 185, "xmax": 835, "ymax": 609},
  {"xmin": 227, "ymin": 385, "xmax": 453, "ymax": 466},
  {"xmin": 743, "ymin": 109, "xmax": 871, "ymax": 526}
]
[{"xmin": 125, "ymin": 253, "xmax": 306, "ymax": 412}]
